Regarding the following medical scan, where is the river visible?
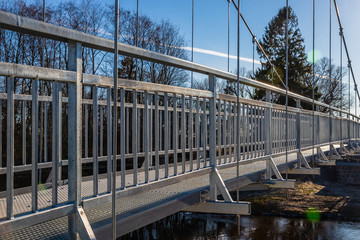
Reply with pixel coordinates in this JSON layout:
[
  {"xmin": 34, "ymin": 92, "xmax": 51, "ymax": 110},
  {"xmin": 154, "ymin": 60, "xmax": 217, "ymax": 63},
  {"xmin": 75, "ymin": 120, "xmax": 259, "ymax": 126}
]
[{"xmin": 119, "ymin": 212, "xmax": 360, "ymax": 240}]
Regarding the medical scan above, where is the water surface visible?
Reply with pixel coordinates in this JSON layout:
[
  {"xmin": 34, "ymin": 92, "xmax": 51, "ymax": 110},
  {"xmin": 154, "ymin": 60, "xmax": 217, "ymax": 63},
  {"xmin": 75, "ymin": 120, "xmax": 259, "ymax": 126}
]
[{"xmin": 120, "ymin": 213, "xmax": 360, "ymax": 240}]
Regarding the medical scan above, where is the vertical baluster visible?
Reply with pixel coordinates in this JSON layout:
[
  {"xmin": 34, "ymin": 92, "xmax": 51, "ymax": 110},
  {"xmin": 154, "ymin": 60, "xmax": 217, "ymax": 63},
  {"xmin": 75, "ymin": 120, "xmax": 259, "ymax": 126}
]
[
  {"xmin": 181, "ymin": 95, "xmax": 186, "ymax": 173},
  {"xmin": 85, "ymin": 104, "xmax": 88, "ymax": 158},
  {"xmin": 0, "ymin": 100, "xmax": 2, "ymax": 168},
  {"xmin": 203, "ymin": 99, "xmax": 207, "ymax": 167},
  {"xmin": 137, "ymin": 108, "xmax": 140, "ymax": 156},
  {"xmin": 154, "ymin": 92, "xmax": 159, "ymax": 180},
  {"xmin": 242, "ymin": 103, "xmax": 246, "ymax": 160},
  {"xmin": 273, "ymin": 110, "xmax": 278, "ymax": 153},
  {"xmin": 120, "ymin": 88, "xmax": 126, "ymax": 189},
  {"xmin": 250, "ymin": 106, "xmax": 254, "ymax": 158},
  {"xmin": 144, "ymin": 91, "xmax": 149, "ymax": 183},
  {"xmin": 100, "ymin": 106, "xmax": 103, "ymax": 157},
  {"xmin": 195, "ymin": 97, "xmax": 200, "ymax": 169},
  {"xmin": 126, "ymin": 107, "xmax": 129, "ymax": 154},
  {"xmin": 245, "ymin": 104, "xmax": 249, "ymax": 159},
  {"xmin": 223, "ymin": 101, "xmax": 227, "ymax": 163},
  {"xmin": 228, "ymin": 103, "xmax": 232, "ymax": 162},
  {"xmin": 159, "ymin": 109, "xmax": 162, "ymax": 152},
  {"xmin": 52, "ymin": 82, "xmax": 59, "ymax": 206},
  {"xmin": 31, "ymin": 78, "xmax": 39, "ymax": 212},
  {"xmin": 260, "ymin": 107, "xmax": 264, "ymax": 156},
  {"xmin": 44, "ymin": 102, "xmax": 48, "ymax": 162},
  {"xmin": 58, "ymin": 84, "xmax": 62, "ymax": 181},
  {"xmin": 6, "ymin": 76, "xmax": 14, "ymax": 219},
  {"xmin": 164, "ymin": 93, "xmax": 169, "ymax": 177},
  {"xmin": 132, "ymin": 90, "xmax": 138, "ymax": 186},
  {"xmin": 256, "ymin": 107, "xmax": 259, "ymax": 157},
  {"xmin": 173, "ymin": 94, "xmax": 178, "ymax": 175},
  {"xmin": 22, "ymin": 100, "xmax": 26, "ymax": 165},
  {"xmin": 93, "ymin": 86, "xmax": 99, "ymax": 196},
  {"xmin": 107, "ymin": 87, "xmax": 112, "ymax": 192},
  {"xmin": 149, "ymin": 96, "xmax": 152, "ymax": 168},
  {"xmin": 188, "ymin": 95, "xmax": 193, "ymax": 171},
  {"xmin": 217, "ymin": 100, "xmax": 221, "ymax": 165}
]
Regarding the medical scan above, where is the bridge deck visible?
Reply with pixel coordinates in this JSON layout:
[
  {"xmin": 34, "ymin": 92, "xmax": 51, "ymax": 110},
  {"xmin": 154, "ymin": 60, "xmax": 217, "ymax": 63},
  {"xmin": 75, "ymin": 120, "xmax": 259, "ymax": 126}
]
[{"xmin": 0, "ymin": 145, "xmax": 335, "ymax": 240}]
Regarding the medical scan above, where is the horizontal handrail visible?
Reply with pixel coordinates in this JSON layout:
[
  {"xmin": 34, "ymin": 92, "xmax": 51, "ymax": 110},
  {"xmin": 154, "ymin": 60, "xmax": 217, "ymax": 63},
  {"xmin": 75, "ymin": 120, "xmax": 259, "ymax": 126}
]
[{"xmin": 0, "ymin": 61, "xmax": 358, "ymax": 120}]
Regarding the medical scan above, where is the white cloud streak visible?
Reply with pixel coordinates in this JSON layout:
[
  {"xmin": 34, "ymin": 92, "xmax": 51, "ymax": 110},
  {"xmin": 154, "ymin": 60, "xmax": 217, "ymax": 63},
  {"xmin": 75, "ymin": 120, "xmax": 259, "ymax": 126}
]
[{"xmin": 180, "ymin": 47, "xmax": 262, "ymax": 65}]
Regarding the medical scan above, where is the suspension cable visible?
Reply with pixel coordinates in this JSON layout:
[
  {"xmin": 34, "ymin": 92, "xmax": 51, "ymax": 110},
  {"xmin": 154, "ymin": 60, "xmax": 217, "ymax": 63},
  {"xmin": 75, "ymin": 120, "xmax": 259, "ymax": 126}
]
[
  {"xmin": 229, "ymin": 0, "xmax": 286, "ymax": 89},
  {"xmin": 329, "ymin": 0, "xmax": 332, "ymax": 144},
  {"xmin": 333, "ymin": 0, "xmax": 360, "ymax": 105},
  {"xmin": 112, "ymin": 0, "xmax": 119, "ymax": 239},
  {"xmin": 228, "ymin": 0, "xmax": 230, "ymax": 72},
  {"xmin": 136, "ymin": 0, "xmax": 139, "ymax": 81},
  {"xmin": 312, "ymin": 0, "xmax": 315, "ymax": 167},
  {"xmin": 236, "ymin": 0, "xmax": 241, "ymax": 204},
  {"xmin": 340, "ymin": 27, "xmax": 343, "ymax": 141},
  {"xmin": 191, "ymin": 0, "xmax": 194, "ymax": 88},
  {"xmin": 285, "ymin": 0, "xmax": 289, "ymax": 180}
]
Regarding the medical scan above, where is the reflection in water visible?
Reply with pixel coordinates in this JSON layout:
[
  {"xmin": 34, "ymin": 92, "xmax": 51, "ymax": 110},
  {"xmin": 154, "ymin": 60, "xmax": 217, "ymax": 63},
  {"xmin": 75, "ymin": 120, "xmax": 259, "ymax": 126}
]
[{"xmin": 119, "ymin": 212, "xmax": 360, "ymax": 240}]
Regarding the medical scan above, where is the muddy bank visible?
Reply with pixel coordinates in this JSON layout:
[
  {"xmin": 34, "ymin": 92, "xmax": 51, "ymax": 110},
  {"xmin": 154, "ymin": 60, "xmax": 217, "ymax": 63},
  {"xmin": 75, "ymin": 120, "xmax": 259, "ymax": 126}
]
[{"xmin": 233, "ymin": 179, "xmax": 360, "ymax": 221}]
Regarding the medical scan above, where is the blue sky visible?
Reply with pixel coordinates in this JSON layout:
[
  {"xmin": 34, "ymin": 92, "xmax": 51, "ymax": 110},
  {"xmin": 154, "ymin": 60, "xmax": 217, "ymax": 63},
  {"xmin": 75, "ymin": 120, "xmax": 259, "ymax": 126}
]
[{"xmin": 27, "ymin": 0, "xmax": 360, "ymax": 106}]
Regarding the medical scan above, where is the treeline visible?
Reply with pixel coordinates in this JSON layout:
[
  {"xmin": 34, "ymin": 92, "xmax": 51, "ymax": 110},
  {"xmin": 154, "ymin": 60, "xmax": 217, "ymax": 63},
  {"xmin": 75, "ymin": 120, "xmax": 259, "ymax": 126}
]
[{"xmin": 0, "ymin": 0, "xmax": 189, "ymax": 90}]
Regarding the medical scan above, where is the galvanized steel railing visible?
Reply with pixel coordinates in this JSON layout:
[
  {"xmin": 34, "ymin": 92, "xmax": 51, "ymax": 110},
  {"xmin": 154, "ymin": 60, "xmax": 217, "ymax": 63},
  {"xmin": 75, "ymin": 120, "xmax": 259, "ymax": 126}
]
[{"xmin": 0, "ymin": 10, "xmax": 359, "ymax": 236}]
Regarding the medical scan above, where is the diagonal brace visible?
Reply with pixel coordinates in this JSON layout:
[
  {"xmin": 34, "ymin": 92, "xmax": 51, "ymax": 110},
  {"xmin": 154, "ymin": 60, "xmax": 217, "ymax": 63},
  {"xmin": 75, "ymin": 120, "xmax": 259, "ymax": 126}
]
[
  {"xmin": 265, "ymin": 157, "xmax": 283, "ymax": 180},
  {"xmin": 330, "ymin": 144, "xmax": 341, "ymax": 157},
  {"xmin": 297, "ymin": 151, "xmax": 311, "ymax": 169},
  {"xmin": 340, "ymin": 142, "xmax": 349, "ymax": 153},
  {"xmin": 317, "ymin": 147, "xmax": 328, "ymax": 161},
  {"xmin": 210, "ymin": 169, "xmax": 232, "ymax": 202},
  {"xmin": 76, "ymin": 207, "xmax": 96, "ymax": 240}
]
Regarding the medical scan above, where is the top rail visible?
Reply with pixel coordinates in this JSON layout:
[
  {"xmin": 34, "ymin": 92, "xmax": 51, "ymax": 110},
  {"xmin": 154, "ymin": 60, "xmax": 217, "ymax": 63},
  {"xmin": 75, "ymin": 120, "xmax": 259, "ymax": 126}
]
[{"xmin": 0, "ymin": 10, "xmax": 354, "ymax": 117}]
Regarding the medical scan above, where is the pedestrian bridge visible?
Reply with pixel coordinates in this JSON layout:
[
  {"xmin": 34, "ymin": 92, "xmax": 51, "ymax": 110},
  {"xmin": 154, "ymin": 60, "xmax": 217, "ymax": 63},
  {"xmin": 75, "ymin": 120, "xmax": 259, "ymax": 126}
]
[{"xmin": 0, "ymin": 10, "xmax": 359, "ymax": 239}]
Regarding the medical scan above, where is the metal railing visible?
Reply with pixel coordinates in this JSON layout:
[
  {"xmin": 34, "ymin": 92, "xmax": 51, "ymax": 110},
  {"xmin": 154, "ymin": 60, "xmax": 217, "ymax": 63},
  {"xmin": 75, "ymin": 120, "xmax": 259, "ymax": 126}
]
[{"xmin": 0, "ymin": 10, "xmax": 359, "ymax": 236}]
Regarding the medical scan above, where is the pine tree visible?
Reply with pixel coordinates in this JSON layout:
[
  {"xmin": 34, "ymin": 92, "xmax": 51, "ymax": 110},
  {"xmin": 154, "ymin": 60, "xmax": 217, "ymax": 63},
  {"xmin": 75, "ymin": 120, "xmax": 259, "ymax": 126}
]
[{"xmin": 253, "ymin": 6, "xmax": 320, "ymax": 108}]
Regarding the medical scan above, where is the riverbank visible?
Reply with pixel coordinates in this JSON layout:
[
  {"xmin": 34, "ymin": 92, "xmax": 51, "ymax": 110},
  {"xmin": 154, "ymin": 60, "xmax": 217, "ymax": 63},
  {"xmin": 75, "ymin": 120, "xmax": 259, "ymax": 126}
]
[{"xmin": 234, "ymin": 179, "xmax": 360, "ymax": 222}]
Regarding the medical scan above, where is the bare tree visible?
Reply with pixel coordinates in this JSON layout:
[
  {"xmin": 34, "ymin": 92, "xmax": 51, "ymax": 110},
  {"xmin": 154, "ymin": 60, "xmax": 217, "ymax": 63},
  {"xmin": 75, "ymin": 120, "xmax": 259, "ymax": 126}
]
[{"xmin": 313, "ymin": 57, "xmax": 349, "ymax": 112}]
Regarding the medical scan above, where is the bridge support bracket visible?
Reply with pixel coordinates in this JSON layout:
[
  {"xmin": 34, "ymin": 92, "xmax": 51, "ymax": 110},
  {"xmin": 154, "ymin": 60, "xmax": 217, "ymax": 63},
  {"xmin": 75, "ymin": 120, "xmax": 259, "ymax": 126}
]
[
  {"xmin": 286, "ymin": 168, "xmax": 320, "ymax": 175},
  {"xmin": 76, "ymin": 206, "xmax": 96, "ymax": 240},
  {"xmin": 348, "ymin": 141, "xmax": 354, "ymax": 150},
  {"xmin": 340, "ymin": 142, "xmax": 349, "ymax": 154},
  {"xmin": 329, "ymin": 144, "xmax": 342, "ymax": 160},
  {"xmin": 260, "ymin": 179, "xmax": 296, "ymax": 189},
  {"xmin": 316, "ymin": 147, "xmax": 328, "ymax": 162},
  {"xmin": 284, "ymin": 151, "xmax": 320, "ymax": 175},
  {"xmin": 184, "ymin": 201, "xmax": 251, "ymax": 215},
  {"xmin": 263, "ymin": 157, "xmax": 296, "ymax": 189},
  {"xmin": 265, "ymin": 157, "xmax": 283, "ymax": 180},
  {"xmin": 210, "ymin": 168, "xmax": 232, "ymax": 202}
]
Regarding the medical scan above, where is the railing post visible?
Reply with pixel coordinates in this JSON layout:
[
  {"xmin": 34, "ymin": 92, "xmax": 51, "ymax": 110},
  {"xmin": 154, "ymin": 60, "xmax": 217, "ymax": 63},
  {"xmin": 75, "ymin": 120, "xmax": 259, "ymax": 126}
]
[
  {"xmin": 348, "ymin": 110, "xmax": 351, "ymax": 142},
  {"xmin": 68, "ymin": 40, "xmax": 82, "ymax": 239},
  {"xmin": 316, "ymin": 105, "xmax": 320, "ymax": 145},
  {"xmin": 264, "ymin": 90, "xmax": 272, "ymax": 179},
  {"xmin": 329, "ymin": 108, "xmax": 333, "ymax": 144},
  {"xmin": 296, "ymin": 99, "xmax": 301, "ymax": 150},
  {"xmin": 6, "ymin": 76, "xmax": 14, "ymax": 219},
  {"xmin": 209, "ymin": 74, "xmax": 217, "ymax": 201}
]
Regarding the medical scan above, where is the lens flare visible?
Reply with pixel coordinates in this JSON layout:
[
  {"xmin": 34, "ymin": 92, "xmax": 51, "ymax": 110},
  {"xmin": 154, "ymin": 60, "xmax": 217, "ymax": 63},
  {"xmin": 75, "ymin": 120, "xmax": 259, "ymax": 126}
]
[
  {"xmin": 306, "ymin": 207, "xmax": 320, "ymax": 222},
  {"xmin": 307, "ymin": 49, "xmax": 322, "ymax": 63},
  {"xmin": 39, "ymin": 181, "xmax": 47, "ymax": 192}
]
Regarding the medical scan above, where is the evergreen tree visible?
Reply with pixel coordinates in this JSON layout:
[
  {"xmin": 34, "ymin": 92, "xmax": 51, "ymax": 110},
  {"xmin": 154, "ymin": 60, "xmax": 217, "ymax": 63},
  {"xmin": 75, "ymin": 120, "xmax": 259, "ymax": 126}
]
[{"xmin": 253, "ymin": 6, "xmax": 321, "ymax": 108}]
